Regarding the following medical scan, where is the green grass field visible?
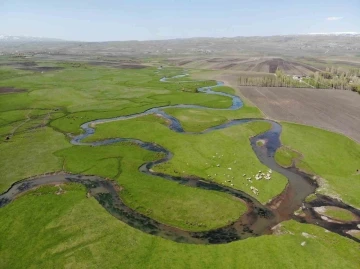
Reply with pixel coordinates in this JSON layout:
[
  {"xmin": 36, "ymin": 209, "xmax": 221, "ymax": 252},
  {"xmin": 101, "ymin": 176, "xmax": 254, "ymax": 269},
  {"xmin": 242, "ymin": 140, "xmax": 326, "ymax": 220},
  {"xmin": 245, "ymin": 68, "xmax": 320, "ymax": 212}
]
[
  {"xmin": 1, "ymin": 60, "xmax": 359, "ymax": 268},
  {"xmin": 275, "ymin": 146, "xmax": 302, "ymax": 167},
  {"xmin": 164, "ymin": 105, "xmax": 262, "ymax": 132},
  {"xmin": 277, "ymin": 122, "xmax": 360, "ymax": 207},
  {"xmin": 0, "ymin": 127, "xmax": 70, "ymax": 193},
  {"xmin": 0, "ymin": 65, "xmax": 228, "ymax": 135},
  {"xmin": 55, "ymin": 143, "xmax": 247, "ymax": 231},
  {"xmin": 318, "ymin": 206, "xmax": 357, "ymax": 222},
  {"xmin": 0, "ymin": 63, "xmax": 250, "ymax": 232},
  {"xmin": 85, "ymin": 116, "xmax": 288, "ymax": 204},
  {"xmin": 0, "ymin": 184, "xmax": 359, "ymax": 269}
]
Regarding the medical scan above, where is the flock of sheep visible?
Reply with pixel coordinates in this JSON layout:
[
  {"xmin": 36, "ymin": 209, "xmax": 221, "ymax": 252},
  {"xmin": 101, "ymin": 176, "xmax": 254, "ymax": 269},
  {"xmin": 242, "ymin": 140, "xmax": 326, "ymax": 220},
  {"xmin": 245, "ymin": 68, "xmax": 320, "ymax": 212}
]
[{"xmin": 203, "ymin": 152, "xmax": 273, "ymax": 196}]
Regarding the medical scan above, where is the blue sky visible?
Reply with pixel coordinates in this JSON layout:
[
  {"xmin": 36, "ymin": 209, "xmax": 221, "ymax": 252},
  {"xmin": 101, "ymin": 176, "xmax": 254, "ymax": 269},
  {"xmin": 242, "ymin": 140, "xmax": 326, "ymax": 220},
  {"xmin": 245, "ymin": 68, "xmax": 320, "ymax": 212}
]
[{"xmin": 1, "ymin": 0, "xmax": 359, "ymax": 41}]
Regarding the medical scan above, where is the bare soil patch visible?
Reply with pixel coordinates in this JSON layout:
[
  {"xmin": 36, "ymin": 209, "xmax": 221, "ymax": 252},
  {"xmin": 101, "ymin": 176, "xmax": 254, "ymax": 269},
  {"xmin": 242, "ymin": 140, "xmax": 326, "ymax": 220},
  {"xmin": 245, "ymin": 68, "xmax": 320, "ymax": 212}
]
[
  {"xmin": 170, "ymin": 56, "xmax": 318, "ymax": 75},
  {"xmin": 178, "ymin": 60, "xmax": 193, "ymax": 66},
  {"xmin": 18, "ymin": 66, "xmax": 64, "ymax": 72},
  {"xmin": 249, "ymin": 58, "xmax": 317, "ymax": 75},
  {"xmin": 222, "ymin": 63, "xmax": 237, "ymax": 69},
  {"xmin": 191, "ymin": 66, "xmax": 359, "ymax": 142},
  {"xmin": 0, "ymin": 87, "xmax": 27, "ymax": 94},
  {"xmin": 290, "ymin": 61, "xmax": 320, "ymax": 72},
  {"xmin": 0, "ymin": 61, "xmax": 37, "ymax": 67},
  {"xmin": 117, "ymin": 64, "xmax": 147, "ymax": 69},
  {"xmin": 263, "ymin": 58, "xmax": 287, "ymax": 73},
  {"xmin": 88, "ymin": 61, "xmax": 147, "ymax": 69},
  {"xmin": 0, "ymin": 61, "xmax": 65, "ymax": 72},
  {"xmin": 239, "ymin": 86, "xmax": 360, "ymax": 142},
  {"xmin": 17, "ymin": 61, "xmax": 38, "ymax": 67}
]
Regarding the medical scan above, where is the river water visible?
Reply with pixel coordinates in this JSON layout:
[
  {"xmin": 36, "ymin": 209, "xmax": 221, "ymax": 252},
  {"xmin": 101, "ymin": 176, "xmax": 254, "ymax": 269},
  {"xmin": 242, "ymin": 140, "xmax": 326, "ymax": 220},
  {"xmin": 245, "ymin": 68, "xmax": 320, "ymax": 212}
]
[{"xmin": 1, "ymin": 73, "xmax": 359, "ymax": 244}]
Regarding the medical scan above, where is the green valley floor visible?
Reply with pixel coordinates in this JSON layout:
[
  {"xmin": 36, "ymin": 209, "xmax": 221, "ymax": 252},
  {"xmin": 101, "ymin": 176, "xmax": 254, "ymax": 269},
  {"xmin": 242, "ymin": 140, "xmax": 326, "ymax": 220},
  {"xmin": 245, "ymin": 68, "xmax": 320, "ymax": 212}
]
[{"xmin": 0, "ymin": 60, "xmax": 359, "ymax": 268}]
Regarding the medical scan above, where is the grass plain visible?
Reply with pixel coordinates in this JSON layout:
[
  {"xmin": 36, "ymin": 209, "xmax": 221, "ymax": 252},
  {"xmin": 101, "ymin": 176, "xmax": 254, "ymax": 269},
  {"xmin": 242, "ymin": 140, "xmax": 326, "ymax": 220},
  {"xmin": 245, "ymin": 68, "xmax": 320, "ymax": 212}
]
[
  {"xmin": 319, "ymin": 206, "xmax": 358, "ymax": 222},
  {"xmin": 0, "ymin": 59, "xmax": 359, "ymax": 268},
  {"xmin": 274, "ymin": 146, "xmax": 302, "ymax": 168},
  {"xmin": 278, "ymin": 122, "xmax": 360, "ymax": 207},
  {"xmin": 0, "ymin": 65, "xmax": 225, "ymax": 135},
  {"xmin": 0, "ymin": 127, "xmax": 70, "ymax": 193},
  {"xmin": 0, "ymin": 184, "xmax": 359, "ymax": 269},
  {"xmin": 85, "ymin": 116, "xmax": 288, "ymax": 204},
  {"xmin": 55, "ymin": 143, "xmax": 247, "ymax": 231},
  {"xmin": 0, "ymin": 63, "xmax": 251, "ymax": 231}
]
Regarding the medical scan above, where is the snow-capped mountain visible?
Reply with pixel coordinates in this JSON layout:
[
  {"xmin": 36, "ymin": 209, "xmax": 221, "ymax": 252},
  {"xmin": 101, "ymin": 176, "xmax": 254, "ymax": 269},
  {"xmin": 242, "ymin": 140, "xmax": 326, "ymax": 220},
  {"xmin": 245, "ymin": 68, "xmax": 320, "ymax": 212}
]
[{"xmin": 305, "ymin": 32, "xmax": 360, "ymax": 36}]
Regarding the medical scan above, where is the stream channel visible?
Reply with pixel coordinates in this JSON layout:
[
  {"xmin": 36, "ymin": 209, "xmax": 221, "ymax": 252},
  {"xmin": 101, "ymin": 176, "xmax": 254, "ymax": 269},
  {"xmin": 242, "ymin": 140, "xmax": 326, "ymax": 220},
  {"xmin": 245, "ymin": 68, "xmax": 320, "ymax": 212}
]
[{"xmin": 1, "ymin": 73, "xmax": 359, "ymax": 244}]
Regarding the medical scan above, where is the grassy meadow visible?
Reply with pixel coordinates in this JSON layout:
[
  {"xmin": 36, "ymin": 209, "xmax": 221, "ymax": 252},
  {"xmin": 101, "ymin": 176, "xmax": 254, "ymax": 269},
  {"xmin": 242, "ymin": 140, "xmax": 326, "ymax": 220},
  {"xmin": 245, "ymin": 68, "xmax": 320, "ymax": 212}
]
[
  {"xmin": 0, "ymin": 184, "xmax": 359, "ymax": 269},
  {"xmin": 0, "ymin": 59, "xmax": 359, "ymax": 268},
  {"xmin": 274, "ymin": 146, "xmax": 302, "ymax": 167},
  {"xmin": 277, "ymin": 122, "xmax": 360, "ymax": 207},
  {"xmin": 85, "ymin": 116, "xmax": 288, "ymax": 204},
  {"xmin": 55, "ymin": 143, "xmax": 247, "ymax": 231},
  {"xmin": 164, "ymin": 105, "xmax": 262, "ymax": 132},
  {"xmin": 0, "ymin": 62, "xmax": 251, "ymax": 231},
  {"xmin": 0, "ymin": 127, "xmax": 70, "ymax": 193},
  {"xmin": 0, "ymin": 65, "xmax": 227, "ymax": 135},
  {"xmin": 318, "ymin": 206, "xmax": 358, "ymax": 222}
]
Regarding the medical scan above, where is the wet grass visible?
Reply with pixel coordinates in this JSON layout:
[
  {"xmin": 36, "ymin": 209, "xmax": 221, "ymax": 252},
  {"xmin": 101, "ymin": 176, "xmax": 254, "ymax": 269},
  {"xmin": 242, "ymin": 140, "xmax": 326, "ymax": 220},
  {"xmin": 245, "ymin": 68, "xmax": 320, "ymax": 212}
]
[
  {"xmin": 55, "ymin": 143, "xmax": 247, "ymax": 232},
  {"xmin": 0, "ymin": 63, "xmax": 249, "ymax": 231},
  {"xmin": 0, "ymin": 109, "xmax": 64, "ymax": 137},
  {"xmin": 1, "ymin": 60, "xmax": 359, "ymax": 267},
  {"xmin": 0, "ymin": 127, "xmax": 70, "ymax": 193},
  {"xmin": 321, "ymin": 206, "xmax": 357, "ymax": 222},
  {"xmin": 275, "ymin": 146, "xmax": 301, "ymax": 167},
  {"xmin": 0, "ymin": 65, "xmax": 230, "ymax": 135},
  {"xmin": 0, "ymin": 184, "xmax": 359, "ymax": 268},
  {"xmin": 279, "ymin": 122, "xmax": 360, "ymax": 207},
  {"xmin": 85, "ymin": 117, "xmax": 288, "ymax": 204},
  {"xmin": 164, "ymin": 105, "xmax": 263, "ymax": 132}
]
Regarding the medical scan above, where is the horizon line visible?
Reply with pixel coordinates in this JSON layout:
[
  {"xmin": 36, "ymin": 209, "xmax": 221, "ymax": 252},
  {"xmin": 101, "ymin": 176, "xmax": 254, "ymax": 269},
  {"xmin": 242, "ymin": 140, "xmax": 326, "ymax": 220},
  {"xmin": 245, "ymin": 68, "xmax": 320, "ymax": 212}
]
[{"xmin": 1, "ymin": 32, "xmax": 359, "ymax": 43}]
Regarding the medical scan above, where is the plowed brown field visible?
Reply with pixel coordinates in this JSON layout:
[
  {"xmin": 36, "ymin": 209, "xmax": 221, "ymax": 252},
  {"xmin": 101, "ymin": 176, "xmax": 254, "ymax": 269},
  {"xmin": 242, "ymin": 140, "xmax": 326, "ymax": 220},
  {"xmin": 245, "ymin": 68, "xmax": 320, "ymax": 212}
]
[{"xmin": 239, "ymin": 86, "xmax": 360, "ymax": 142}]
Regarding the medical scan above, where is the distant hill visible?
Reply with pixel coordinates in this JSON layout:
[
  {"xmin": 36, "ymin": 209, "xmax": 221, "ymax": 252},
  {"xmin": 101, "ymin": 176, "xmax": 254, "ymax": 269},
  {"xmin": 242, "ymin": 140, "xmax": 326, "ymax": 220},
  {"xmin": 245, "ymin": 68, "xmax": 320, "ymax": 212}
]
[
  {"xmin": 305, "ymin": 32, "xmax": 360, "ymax": 36},
  {"xmin": 0, "ymin": 34, "xmax": 359, "ymax": 57},
  {"xmin": 0, "ymin": 35, "xmax": 66, "ymax": 43}
]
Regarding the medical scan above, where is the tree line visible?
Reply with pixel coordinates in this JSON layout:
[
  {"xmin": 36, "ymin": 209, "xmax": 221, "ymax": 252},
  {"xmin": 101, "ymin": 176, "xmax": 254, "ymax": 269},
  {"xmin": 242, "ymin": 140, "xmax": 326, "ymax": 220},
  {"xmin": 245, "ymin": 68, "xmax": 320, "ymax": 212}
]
[
  {"xmin": 308, "ymin": 66, "xmax": 360, "ymax": 93},
  {"xmin": 238, "ymin": 69, "xmax": 306, "ymax": 88},
  {"xmin": 238, "ymin": 67, "xmax": 360, "ymax": 94}
]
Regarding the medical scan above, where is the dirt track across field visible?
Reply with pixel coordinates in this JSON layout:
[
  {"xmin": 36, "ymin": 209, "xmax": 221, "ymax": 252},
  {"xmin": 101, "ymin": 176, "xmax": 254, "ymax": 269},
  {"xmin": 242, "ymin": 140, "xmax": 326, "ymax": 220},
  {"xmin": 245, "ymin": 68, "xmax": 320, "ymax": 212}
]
[{"xmin": 239, "ymin": 86, "xmax": 360, "ymax": 143}]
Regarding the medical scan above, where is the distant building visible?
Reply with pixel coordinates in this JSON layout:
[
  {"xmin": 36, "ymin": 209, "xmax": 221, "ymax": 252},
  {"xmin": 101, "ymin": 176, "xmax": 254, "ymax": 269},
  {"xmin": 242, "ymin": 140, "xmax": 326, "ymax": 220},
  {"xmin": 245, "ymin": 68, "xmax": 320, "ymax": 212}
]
[{"xmin": 292, "ymin": 75, "xmax": 302, "ymax": 80}]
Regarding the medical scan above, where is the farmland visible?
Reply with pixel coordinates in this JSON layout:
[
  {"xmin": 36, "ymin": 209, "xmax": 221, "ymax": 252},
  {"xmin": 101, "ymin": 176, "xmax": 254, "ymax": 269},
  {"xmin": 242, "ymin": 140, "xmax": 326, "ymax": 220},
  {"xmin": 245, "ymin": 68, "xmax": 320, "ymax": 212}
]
[
  {"xmin": 172, "ymin": 57, "xmax": 319, "ymax": 75},
  {"xmin": 239, "ymin": 86, "xmax": 360, "ymax": 142},
  {"xmin": 0, "ymin": 56, "xmax": 359, "ymax": 268}
]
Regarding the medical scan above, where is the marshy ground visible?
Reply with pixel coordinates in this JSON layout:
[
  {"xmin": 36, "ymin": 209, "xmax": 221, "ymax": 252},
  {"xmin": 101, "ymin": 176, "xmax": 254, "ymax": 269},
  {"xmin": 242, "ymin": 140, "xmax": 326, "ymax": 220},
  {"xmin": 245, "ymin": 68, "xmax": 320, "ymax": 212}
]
[{"xmin": 0, "ymin": 59, "xmax": 359, "ymax": 268}]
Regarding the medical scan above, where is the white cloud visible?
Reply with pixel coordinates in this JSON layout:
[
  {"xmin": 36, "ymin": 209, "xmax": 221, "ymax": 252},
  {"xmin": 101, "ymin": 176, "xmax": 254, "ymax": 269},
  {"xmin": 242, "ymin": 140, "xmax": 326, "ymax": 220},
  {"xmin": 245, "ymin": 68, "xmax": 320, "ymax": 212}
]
[{"xmin": 326, "ymin": 17, "xmax": 343, "ymax": 21}]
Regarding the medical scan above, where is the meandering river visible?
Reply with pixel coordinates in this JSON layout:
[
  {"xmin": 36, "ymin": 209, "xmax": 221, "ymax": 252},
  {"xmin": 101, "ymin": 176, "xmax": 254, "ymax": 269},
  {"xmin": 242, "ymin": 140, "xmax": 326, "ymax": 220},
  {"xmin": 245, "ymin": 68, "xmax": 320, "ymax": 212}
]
[{"xmin": 1, "ymin": 73, "xmax": 359, "ymax": 244}]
